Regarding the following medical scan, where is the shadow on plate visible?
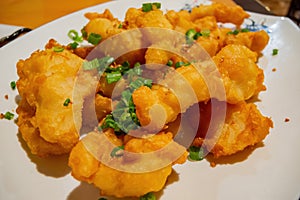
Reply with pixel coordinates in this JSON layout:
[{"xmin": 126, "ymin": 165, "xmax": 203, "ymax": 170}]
[
  {"xmin": 205, "ymin": 142, "xmax": 265, "ymax": 166},
  {"xmin": 17, "ymin": 132, "xmax": 71, "ymax": 177},
  {"xmin": 67, "ymin": 169, "xmax": 179, "ymax": 200}
]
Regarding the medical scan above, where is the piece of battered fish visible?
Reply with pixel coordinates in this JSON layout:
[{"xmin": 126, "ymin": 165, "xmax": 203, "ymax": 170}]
[
  {"xmin": 69, "ymin": 130, "xmax": 187, "ymax": 198},
  {"xmin": 133, "ymin": 44, "xmax": 266, "ymax": 130},
  {"xmin": 188, "ymin": 100, "xmax": 273, "ymax": 158},
  {"xmin": 16, "ymin": 47, "xmax": 84, "ymax": 156}
]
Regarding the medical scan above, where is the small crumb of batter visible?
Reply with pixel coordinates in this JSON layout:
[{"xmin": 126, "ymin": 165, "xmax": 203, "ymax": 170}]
[
  {"xmin": 272, "ymin": 68, "xmax": 276, "ymax": 72},
  {"xmin": 4, "ymin": 94, "xmax": 8, "ymax": 100},
  {"xmin": 210, "ymin": 161, "xmax": 216, "ymax": 168},
  {"xmin": 284, "ymin": 118, "xmax": 290, "ymax": 122}
]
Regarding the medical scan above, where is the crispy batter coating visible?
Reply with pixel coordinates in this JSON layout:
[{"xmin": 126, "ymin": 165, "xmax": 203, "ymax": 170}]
[
  {"xmin": 133, "ymin": 44, "xmax": 266, "ymax": 130},
  {"xmin": 16, "ymin": 48, "xmax": 83, "ymax": 156},
  {"xmin": 83, "ymin": 9, "xmax": 123, "ymax": 40},
  {"xmin": 125, "ymin": 7, "xmax": 173, "ymax": 29},
  {"xmin": 213, "ymin": 44, "xmax": 266, "ymax": 103},
  {"xmin": 190, "ymin": 3, "xmax": 250, "ymax": 26},
  {"xmin": 69, "ymin": 131, "xmax": 187, "ymax": 198},
  {"xmin": 188, "ymin": 100, "xmax": 273, "ymax": 157},
  {"xmin": 224, "ymin": 30, "xmax": 270, "ymax": 53}
]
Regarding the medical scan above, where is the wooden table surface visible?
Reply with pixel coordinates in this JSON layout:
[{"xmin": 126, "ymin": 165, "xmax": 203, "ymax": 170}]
[
  {"xmin": 0, "ymin": 0, "xmax": 236, "ymax": 29},
  {"xmin": 0, "ymin": 0, "xmax": 111, "ymax": 29}
]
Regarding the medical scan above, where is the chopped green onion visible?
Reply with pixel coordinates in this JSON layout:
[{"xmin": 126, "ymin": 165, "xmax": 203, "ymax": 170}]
[
  {"xmin": 188, "ymin": 146, "xmax": 204, "ymax": 161},
  {"xmin": 3, "ymin": 111, "xmax": 14, "ymax": 120},
  {"xmin": 110, "ymin": 145, "xmax": 124, "ymax": 157},
  {"xmin": 227, "ymin": 29, "xmax": 240, "ymax": 35},
  {"xmin": 272, "ymin": 48, "xmax": 279, "ymax": 56},
  {"xmin": 82, "ymin": 56, "xmax": 115, "ymax": 72},
  {"xmin": 166, "ymin": 60, "xmax": 173, "ymax": 66},
  {"xmin": 68, "ymin": 29, "xmax": 83, "ymax": 42},
  {"xmin": 102, "ymin": 63, "xmax": 153, "ymax": 135},
  {"xmin": 87, "ymin": 33, "xmax": 102, "ymax": 45},
  {"xmin": 140, "ymin": 192, "xmax": 156, "ymax": 200},
  {"xmin": 63, "ymin": 98, "xmax": 71, "ymax": 106},
  {"xmin": 175, "ymin": 61, "xmax": 190, "ymax": 68},
  {"xmin": 100, "ymin": 114, "xmax": 121, "ymax": 132},
  {"xmin": 186, "ymin": 29, "xmax": 197, "ymax": 39},
  {"xmin": 10, "ymin": 81, "xmax": 16, "ymax": 90},
  {"xmin": 142, "ymin": 2, "xmax": 161, "ymax": 12},
  {"xmin": 118, "ymin": 24, "xmax": 123, "ymax": 29},
  {"xmin": 129, "ymin": 77, "xmax": 152, "ymax": 90},
  {"xmin": 152, "ymin": 2, "xmax": 161, "ymax": 9},
  {"xmin": 241, "ymin": 28, "xmax": 250, "ymax": 32},
  {"xmin": 53, "ymin": 46, "xmax": 64, "ymax": 52},
  {"xmin": 142, "ymin": 3, "xmax": 153, "ymax": 12},
  {"xmin": 81, "ymin": 27, "xmax": 88, "ymax": 38},
  {"xmin": 106, "ymin": 71, "xmax": 122, "ymax": 84},
  {"xmin": 193, "ymin": 32, "xmax": 202, "ymax": 40},
  {"xmin": 69, "ymin": 42, "xmax": 79, "ymax": 49}
]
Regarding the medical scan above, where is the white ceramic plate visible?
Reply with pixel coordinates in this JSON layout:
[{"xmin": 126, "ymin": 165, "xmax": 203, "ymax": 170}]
[{"xmin": 0, "ymin": 0, "xmax": 300, "ymax": 199}]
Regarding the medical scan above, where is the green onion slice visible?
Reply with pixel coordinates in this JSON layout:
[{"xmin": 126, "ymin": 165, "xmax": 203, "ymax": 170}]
[
  {"xmin": 110, "ymin": 145, "xmax": 124, "ymax": 157},
  {"xmin": 140, "ymin": 192, "xmax": 156, "ymax": 200},
  {"xmin": 63, "ymin": 98, "xmax": 71, "ymax": 106},
  {"xmin": 188, "ymin": 146, "xmax": 204, "ymax": 161},
  {"xmin": 272, "ymin": 48, "xmax": 279, "ymax": 56},
  {"xmin": 3, "ymin": 111, "xmax": 14, "ymax": 120},
  {"xmin": 142, "ymin": 2, "xmax": 161, "ymax": 12},
  {"xmin": 82, "ymin": 56, "xmax": 114, "ymax": 72},
  {"xmin": 68, "ymin": 29, "xmax": 83, "ymax": 42},
  {"xmin": 166, "ymin": 60, "xmax": 173, "ymax": 66},
  {"xmin": 10, "ymin": 81, "xmax": 16, "ymax": 90},
  {"xmin": 69, "ymin": 42, "xmax": 79, "ymax": 49},
  {"xmin": 87, "ymin": 33, "xmax": 102, "ymax": 45},
  {"xmin": 106, "ymin": 71, "xmax": 122, "ymax": 84},
  {"xmin": 53, "ymin": 46, "xmax": 64, "ymax": 52}
]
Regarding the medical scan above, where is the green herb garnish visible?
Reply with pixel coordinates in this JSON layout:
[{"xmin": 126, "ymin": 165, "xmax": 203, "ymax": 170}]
[
  {"xmin": 110, "ymin": 145, "xmax": 124, "ymax": 157},
  {"xmin": 87, "ymin": 33, "xmax": 102, "ymax": 45},
  {"xmin": 10, "ymin": 81, "xmax": 16, "ymax": 90},
  {"xmin": 63, "ymin": 98, "xmax": 71, "ymax": 106},
  {"xmin": 188, "ymin": 146, "xmax": 204, "ymax": 161},
  {"xmin": 69, "ymin": 42, "xmax": 79, "ymax": 49},
  {"xmin": 3, "ymin": 111, "xmax": 14, "ymax": 120},
  {"xmin": 82, "ymin": 56, "xmax": 115, "ymax": 72},
  {"xmin": 53, "ymin": 46, "xmax": 64, "ymax": 52},
  {"xmin": 106, "ymin": 71, "xmax": 122, "ymax": 84},
  {"xmin": 142, "ymin": 2, "xmax": 161, "ymax": 12},
  {"xmin": 68, "ymin": 30, "xmax": 83, "ymax": 43},
  {"xmin": 166, "ymin": 59, "xmax": 173, "ymax": 66},
  {"xmin": 175, "ymin": 61, "xmax": 190, "ymax": 68},
  {"xmin": 272, "ymin": 48, "xmax": 279, "ymax": 56},
  {"xmin": 140, "ymin": 192, "xmax": 156, "ymax": 200},
  {"xmin": 101, "ymin": 64, "xmax": 152, "ymax": 134}
]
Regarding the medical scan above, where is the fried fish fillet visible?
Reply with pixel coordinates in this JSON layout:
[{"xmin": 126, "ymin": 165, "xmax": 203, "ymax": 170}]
[
  {"xmin": 133, "ymin": 44, "xmax": 266, "ymax": 130},
  {"xmin": 190, "ymin": 3, "xmax": 250, "ymax": 26},
  {"xmin": 188, "ymin": 100, "xmax": 273, "ymax": 157},
  {"xmin": 68, "ymin": 130, "xmax": 187, "ymax": 198},
  {"xmin": 16, "ymin": 47, "xmax": 84, "ymax": 156}
]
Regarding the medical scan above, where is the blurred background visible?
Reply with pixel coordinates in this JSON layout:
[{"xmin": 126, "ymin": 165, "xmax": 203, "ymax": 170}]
[{"xmin": 259, "ymin": 0, "xmax": 292, "ymax": 16}]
